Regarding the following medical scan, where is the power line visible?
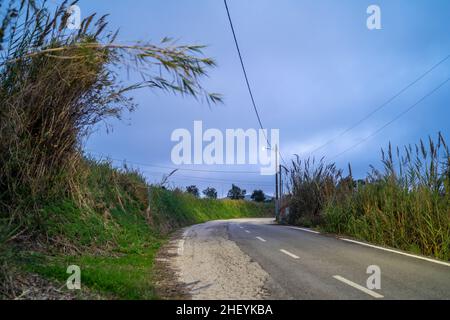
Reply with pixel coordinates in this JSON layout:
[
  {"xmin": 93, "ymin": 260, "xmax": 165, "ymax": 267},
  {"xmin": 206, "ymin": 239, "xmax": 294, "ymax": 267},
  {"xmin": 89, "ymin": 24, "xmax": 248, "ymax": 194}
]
[
  {"xmin": 137, "ymin": 168, "xmax": 273, "ymax": 186},
  {"xmin": 309, "ymin": 54, "xmax": 450, "ymax": 157},
  {"xmin": 114, "ymin": 168, "xmax": 272, "ymax": 185},
  {"xmin": 85, "ymin": 151, "xmax": 273, "ymax": 186},
  {"xmin": 224, "ymin": 0, "xmax": 267, "ymax": 143},
  {"xmin": 156, "ymin": 176, "xmax": 273, "ymax": 187},
  {"xmin": 85, "ymin": 150, "xmax": 263, "ymax": 174},
  {"xmin": 330, "ymin": 77, "xmax": 450, "ymax": 161},
  {"xmin": 223, "ymin": 0, "xmax": 289, "ymax": 167}
]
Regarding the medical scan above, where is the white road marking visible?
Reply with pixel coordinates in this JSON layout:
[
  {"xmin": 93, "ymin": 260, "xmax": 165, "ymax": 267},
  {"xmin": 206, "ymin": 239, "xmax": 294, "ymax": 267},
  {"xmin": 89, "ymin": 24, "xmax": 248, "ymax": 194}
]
[
  {"xmin": 289, "ymin": 226, "xmax": 320, "ymax": 234},
  {"xmin": 177, "ymin": 239, "xmax": 185, "ymax": 256},
  {"xmin": 280, "ymin": 249, "xmax": 300, "ymax": 259},
  {"xmin": 341, "ymin": 238, "xmax": 450, "ymax": 267},
  {"xmin": 239, "ymin": 226, "xmax": 243, "ymax": 229},
  {"xmin": 245, "ymin": 230, "xmax": 251, "ymax": 233},
  {"xmin": 256, "ymin": 237, "xmax": 266, "ymax": 242},
  {"xmin": 333, "ymin": 275, "xmax": 384, "ymax": 299}
]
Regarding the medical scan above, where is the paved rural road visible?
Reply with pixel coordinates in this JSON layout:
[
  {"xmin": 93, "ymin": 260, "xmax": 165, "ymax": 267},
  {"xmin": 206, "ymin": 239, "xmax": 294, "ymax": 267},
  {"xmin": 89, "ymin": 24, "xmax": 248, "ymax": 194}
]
[{"xmin": 170, "ymin": 218, "xmax": 450, "ymax": 300}]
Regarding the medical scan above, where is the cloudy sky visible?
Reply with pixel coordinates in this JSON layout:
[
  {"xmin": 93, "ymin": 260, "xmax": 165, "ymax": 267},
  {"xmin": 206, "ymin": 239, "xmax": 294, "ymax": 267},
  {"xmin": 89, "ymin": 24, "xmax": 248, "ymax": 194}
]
[{"xmin": 78, "ymin": 0, "xmax": 450, "ymax": 196}]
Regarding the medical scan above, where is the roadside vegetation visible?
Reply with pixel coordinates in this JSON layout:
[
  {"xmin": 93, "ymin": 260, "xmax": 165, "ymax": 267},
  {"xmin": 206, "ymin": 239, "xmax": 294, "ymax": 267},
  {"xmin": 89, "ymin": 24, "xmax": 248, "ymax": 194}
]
[
  {"xmin": 285, "ymin": 134, "xmax": 450, "ymax": 261},
  {"xmin": 0, "ymin": 1, "xmax": 271, "ymax": 299},
  {"xmin": 2, "ymin": 158, "xmax": 272, "ymax": 299}
]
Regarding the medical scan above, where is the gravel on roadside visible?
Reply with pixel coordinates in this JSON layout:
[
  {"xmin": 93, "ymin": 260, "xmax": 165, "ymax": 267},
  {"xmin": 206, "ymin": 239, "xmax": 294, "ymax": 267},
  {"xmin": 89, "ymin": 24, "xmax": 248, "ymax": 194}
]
[{"xmin": 160, "ymin": 220, "xmax": 270, "ymax": 300}]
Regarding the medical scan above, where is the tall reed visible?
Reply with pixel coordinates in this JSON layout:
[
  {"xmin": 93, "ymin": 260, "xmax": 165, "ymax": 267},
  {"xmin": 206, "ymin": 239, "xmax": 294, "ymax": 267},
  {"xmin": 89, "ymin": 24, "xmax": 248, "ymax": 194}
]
[
  {"xmin": 288, "ymin": 134, "xmax": 450, "ymax": 260},
  {"xmin": 0, "ymin": 1, "xmax": 220, "ymax": 237}
]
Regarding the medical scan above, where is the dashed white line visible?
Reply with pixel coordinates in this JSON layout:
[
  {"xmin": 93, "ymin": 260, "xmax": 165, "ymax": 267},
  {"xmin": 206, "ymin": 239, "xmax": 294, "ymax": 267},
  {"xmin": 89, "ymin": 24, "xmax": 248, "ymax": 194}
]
[
  {"xmin": 256, "ymin": 236, "xmax": 266, "ymax": 242},
  {"xmin": 280, "ymin": 249, "xmax": 300, "ymax": 259},
  {"xmin": 289, "ymin": 226, "xmax": 320, "ymax": 234},
  {"xmin": 245, "ymin": 230, "xmax": 251, "ymax": 234},
  {"xmin": 333, "ymin": 275, "xmax": 384, "ymax": 299},
  {"xmin": 341, "ymin": 238, "xmax": 450, "ymax": 267}
]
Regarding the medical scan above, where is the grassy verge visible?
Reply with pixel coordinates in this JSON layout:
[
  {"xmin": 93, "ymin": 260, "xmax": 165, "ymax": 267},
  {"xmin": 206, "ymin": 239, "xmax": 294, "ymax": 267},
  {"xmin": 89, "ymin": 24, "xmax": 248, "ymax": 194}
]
[
  {"xmin": 322, "ymin": 180, "xmax": 449, "ymax": 260},
  {"xmin": 285, "ymin": 134, "xmax": 450, "ymax": 261},
  {"xmin": 1, "ymin": 160, "xmax": 273, "ymax": 299}
]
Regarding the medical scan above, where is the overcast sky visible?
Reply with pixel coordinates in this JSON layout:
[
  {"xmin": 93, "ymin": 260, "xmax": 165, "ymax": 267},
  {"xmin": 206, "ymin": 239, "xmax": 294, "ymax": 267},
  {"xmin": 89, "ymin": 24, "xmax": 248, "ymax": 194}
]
[{"xmin": 78, "ymin": 0, "xmax": 450, "ymax": 196}]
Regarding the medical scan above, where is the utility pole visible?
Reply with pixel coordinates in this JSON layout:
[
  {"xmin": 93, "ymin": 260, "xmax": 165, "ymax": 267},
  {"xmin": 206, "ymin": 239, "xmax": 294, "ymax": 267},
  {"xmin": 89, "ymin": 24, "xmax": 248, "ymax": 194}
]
[
  {"xmin": 264, "ymin": 144, "xmax": 280, "ymax": 221},
  {"xmin": 275, "ymin": 144, "xmax": 279, "ymax": 201},
  {"xmin": 278, "ymin": 163, "xmax": 283, "ymax": 222},
  {"xmin": 279, "ymin": 164, "xmax": 289, "ymax": 222},
  {"xmin": 275, "ymin": 144, "xmax": 279, "ymax": 221},
  {"xmin": 279, "ymin": 164, "xmax": 283, "ymax": 203}
]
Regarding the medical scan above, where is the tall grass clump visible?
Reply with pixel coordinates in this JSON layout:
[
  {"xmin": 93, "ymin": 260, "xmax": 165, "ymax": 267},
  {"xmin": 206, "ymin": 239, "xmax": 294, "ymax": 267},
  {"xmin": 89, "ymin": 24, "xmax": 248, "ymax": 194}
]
[
  {"xmin": 287, "ymin": 156, "xmax": 354, "ymax": 226},
  {"xmin": 287, "ymin": 133, "xmax": 450, "ymax": 260},
  {"xmin": 0, "ymin": 0, "xmax": 220, "ymax": 240},
  {"xmin": 323, "ymin": 134, "xmax": 450, "ymax": 260}
]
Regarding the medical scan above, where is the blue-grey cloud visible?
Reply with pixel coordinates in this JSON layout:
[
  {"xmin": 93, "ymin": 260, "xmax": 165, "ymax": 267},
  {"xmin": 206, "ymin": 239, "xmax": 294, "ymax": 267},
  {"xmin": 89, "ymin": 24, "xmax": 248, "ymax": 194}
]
[{"xmin": 80, "ymin": 0, "xmax": 450, "ymax": 195}]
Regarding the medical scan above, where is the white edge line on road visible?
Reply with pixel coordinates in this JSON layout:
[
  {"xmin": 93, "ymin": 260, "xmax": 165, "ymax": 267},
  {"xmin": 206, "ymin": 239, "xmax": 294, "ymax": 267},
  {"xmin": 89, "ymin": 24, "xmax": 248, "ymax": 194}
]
[
  {"xmin": 341, "ymin": 238, "xmax": 450, "ymax": 267},
  {"xmin": 280, "ymin": 249, "xmax": 300, "ymax": 259},
  {"xmin": 288, "ymin": 226, "xmax": 320, "ymax": 234},
  {"xmin": 256, "ymin": 236, "xmax": 266, "ymax": 242},
  {"xmin": 333, "ymin": 275, "xmax": 384, "ymax": 299}
]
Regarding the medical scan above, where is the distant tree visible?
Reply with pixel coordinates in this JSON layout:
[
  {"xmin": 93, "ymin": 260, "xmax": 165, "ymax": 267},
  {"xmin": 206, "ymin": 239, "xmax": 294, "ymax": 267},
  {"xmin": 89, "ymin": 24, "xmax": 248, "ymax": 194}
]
[
  {"xmin": 251, "ymin": 190, "xmax": 266, "ymax": 202},
  {"xmin": 202, "ymin": 187, "xmax": 217, "ymax": 199},
  {"xmin": 186, "ymin": 185, "xmax": 200, "ymax": 198},
  {"xmin": 227, "ymin": 184, "xmax": 246, "ymax": 200}
]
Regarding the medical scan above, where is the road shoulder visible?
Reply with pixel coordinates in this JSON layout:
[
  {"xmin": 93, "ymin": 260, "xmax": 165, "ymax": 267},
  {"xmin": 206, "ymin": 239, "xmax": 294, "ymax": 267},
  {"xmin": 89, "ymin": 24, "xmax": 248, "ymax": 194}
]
[{"xmin": 158, "ymin": 220, "xmax": 272, "ymax": 300}]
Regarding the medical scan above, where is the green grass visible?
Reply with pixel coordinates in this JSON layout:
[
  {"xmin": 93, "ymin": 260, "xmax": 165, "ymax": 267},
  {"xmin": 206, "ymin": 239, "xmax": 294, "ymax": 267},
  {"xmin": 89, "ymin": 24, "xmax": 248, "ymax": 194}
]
[
  {"xmin": 15, "ymin": 197, "xmax": 163, "ymax": 299},
  {"xmin": 5, "ymin": 160, "xmax": 273, "ymax": 299},
  {"xmin": 150, "ymin": 187, "xmax": 273, "ymax": 231},
  {"xmin": 22, "ymin": 246, "xmax": 163, "ymax": 299}
]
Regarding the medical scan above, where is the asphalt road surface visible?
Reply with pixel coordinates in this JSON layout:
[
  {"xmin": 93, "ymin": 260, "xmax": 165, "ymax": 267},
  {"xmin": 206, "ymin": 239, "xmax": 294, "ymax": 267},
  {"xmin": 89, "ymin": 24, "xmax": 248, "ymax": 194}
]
[{"xmin": 171, "ymin": 218, "xmax": 450, "ymax": 300}]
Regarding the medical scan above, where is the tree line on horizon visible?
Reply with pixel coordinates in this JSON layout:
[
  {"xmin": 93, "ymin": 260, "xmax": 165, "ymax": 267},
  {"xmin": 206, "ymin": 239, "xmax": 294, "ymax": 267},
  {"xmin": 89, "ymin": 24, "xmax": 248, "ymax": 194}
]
[{"xmin": 184, "ymin": 184, "xmax": 268, "ymax": 202}]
